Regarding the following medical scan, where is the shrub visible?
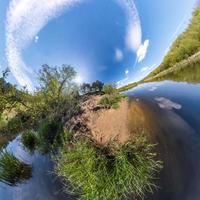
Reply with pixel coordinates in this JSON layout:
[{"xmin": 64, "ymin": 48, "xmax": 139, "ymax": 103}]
[
  {"xmin": 99, "ymin": 93, "xmax": 124, "ymax": 109},
  {"xmin": 103, "ymin": 84, "xmax": 117, "ymax": 95},
  {"xmin": 37, "ymin": 120, "xmax": 64, "ymax": 153},
  {"xmin": 21, "ymin": 131, "xmax": 38, "ymax": 151},
  {"xmin": 0, "ymin": 150, "xmax": 32, "ymax": 186},
  {"xmin": 56, "ymin": 136, "xmax": 163, "ymax": 200}
]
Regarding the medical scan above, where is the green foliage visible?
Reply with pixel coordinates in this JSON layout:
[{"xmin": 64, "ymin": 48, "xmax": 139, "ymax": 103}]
[
  {"xmin": 21, "ymin": 131, "xmax": 38, "ymax": 151},
  {"xmin": 100, "ymin": 84, "xmax": 125, "ymax": 109},
  {"xmin": 0, "ymin": 115, "xmax": 22, "ymax": 135},
  {"xmin": 37, "ymin": 120, "xmax": 64, "ymax": 153},
  {"xmin": 36, "ymin": 64, "xmax": 80, "ymax": 121},
  {"xmin": 117, "ymin": 82, "xmax": 138, "ymax": 92},
  {"xmin": 56, "ymin": 136, "xmax": 162, "ymax": 200},
  {"xmin": 91, "ymin": 80, "xmax": 104, "ymax": 92},
  {"xmin": 81, "ymin": 80, "xmax": 104, "ymax": 94},
  {"xmin": 19, "ymin": 64, "xmax": 80, "ymax": 127},
  {"xmin": 0, "ymin": 150, "xmax": 32, "ymax": 186},
  {"xmin": 100, "ymin": 93, "xmax": 124, "ymax": 109},
  {"xmin": 103, "ymin": 84, "xmax": 117, "ymax": 95},
  {"xmin": 147, "ymin": 63, "xmax": 200, "ymax": 83},
  {"xmin": 0, "ymin": 69, "xmax": 22, "ymax": 114},
  {"xmin": 148, "ymin": 5, "xmax": 200, "ymax": 78}
]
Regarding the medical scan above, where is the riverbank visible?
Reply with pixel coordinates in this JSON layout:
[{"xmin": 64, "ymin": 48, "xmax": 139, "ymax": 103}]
[{"xmin": 55, "ymin": 92, "xmax": 163, "ymax": 200}]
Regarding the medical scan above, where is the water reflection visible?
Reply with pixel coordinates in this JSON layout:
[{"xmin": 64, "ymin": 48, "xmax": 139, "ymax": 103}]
[
  {"xmin": 0, "ymin": 135, "xmax": 71, "ymax": 200},
  {"xmin": 0, "ymin": 150, "xmax": 32, "ymax": 186},
  {"xmin": 126, "ymin": 81, "xmax": 200, "ymax": 200}
]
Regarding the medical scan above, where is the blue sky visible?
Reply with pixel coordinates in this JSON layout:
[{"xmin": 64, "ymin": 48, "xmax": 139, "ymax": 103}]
[{"xmin": 0, "ymin": 0, "xmax": 197, "ymax": 91}]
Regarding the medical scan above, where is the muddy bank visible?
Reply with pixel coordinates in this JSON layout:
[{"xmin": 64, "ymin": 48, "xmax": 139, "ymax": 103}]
[{"xmin": 65, "ymin": 94, "xmax": 154, "ymax": 145}]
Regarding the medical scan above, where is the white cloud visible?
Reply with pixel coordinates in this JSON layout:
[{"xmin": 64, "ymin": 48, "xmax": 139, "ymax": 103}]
[
  {"xmin": 125, "ymin": 69, "xmax": 129, "ymax": 75},
  {"xmin": 34, "ymin": 35, "xmax": 39, "ymax": 43},
  {"xmin": 5, "ymin": 0, "xmax": 142, "ymax": 91},
  {"xmin": 116, "ymin": 0, "xmax": 141, "ymax": 51},
  {"xmin": 116, "ymin": 0, "xmax": 150, "ymax": 64},
  {"xmin": 140, "ymin": 66, "xmax": 148, "ymax": 72},
  {"xmin": 136, "ymin": 39, "xmax": 149, "ymax": 62},
  {"xmin": 115, "ymin": 48, "xmax": 123, "ymax": 61},
  {"xmin": 155, "ymin": 97, "xmax": 182, "ymax": 110},
  {"xmin": 149, "ymin": 86, "xmax": 157, "ymax": 92},
  {"xmin": 6, "ymin": 0, "xmax": 83, "ymax": 91}
]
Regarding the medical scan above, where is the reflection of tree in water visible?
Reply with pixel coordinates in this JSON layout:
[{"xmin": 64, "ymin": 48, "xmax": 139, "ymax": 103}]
[{"xmin": 0, "ymin": 150, "xmax": 32, "ymax": 186}]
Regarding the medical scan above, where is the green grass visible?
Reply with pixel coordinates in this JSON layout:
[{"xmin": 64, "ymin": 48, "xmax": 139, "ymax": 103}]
[
  {"xmin": 99, "ymin": 93, "xmax": 125, "ymax": 109},
  {"xmin": 56, "ymin": 135, "xmax": 162, "ymax": 200},
  {"xmin": 117, "ymin": 82, "xmax": 138, "ymax": 92},
  {"xmin": 0, "ymin": 150, "xmax": 32, "ymax": 186},
  {"xmin": 37, "ymin": 120, "xmax": 64, "ymax": 153},
  {"xmin": 147, "ymin": 62, "xmax": 200, "ymax": 83},
  {"xmin": 21, "ymin": 130, "xmax": 38, "ymax": 151}
]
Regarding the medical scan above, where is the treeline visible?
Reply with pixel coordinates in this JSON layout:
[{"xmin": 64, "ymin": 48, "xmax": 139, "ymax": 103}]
[
  {"xmin": 80, "ymin": 80, "xmax": 104, "ymax": 94},
  {"xmin": 148, "ymin": 5, "xmax": 200, "ymax": 77}
]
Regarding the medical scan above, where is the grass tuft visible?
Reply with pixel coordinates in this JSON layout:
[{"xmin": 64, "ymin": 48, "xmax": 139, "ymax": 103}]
[
  {"xmin": 37, "ymin": 120, "xmax": 64, "ymax": 153},
  {"xmin": 0, "ymin": 150, "xmax": 32, "ymax": 186},
  {"xmin": 56, "ymin": 135, "xmax": 162, "ymax": 200},
  {"xmin": 21, "ymin": 130, "xmax": 38, "ymax": 151},
  {"xmin": 99, "ymin": 93, "xmax": 124, "ymax": 109}
]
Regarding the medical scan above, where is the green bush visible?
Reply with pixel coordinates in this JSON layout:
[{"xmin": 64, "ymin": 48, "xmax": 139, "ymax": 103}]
[
  {"xmin": 21, "ymin": 131, "xmax": 38, "ymax": 151},
  {"xmin": 56, "ymin": 136, "xmax": 162, "ymax": 200},
  {"xmin": 37, "ymin": 120, "xmax": 64, "ymax": 153},
  {"xmin": 0, "ymin": 150, "xmax": 32, "ymax": 186},
  {"xmin": 99, "ymin": 93, "xmax": 124, "ymax": 109},
  {"xmin": 103, "ymin": 84, "xmax": 117, "ymax": 95}
]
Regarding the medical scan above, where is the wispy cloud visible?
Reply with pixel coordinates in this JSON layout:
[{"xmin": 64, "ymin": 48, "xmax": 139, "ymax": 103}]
[
  {"xmin": 116, "ymin": 0, "xmax": 141, "ymax": 51},
  {"xmin": 34, "ymin": 35, "xmax": 39, "ymax": 43},
  {"xmin": 116, "ymin": 0, "xmax": 149, "ymax": 64},
  {"xmin": 115, "ymin": 48, "xmax": 123, "ymax": 62},
  {"xmin": 136, "ymin": 39, "xmax": 149, "ymax": 62},
  {"xmin": 6, "ymin": 0, "xmax": 83, "ymax": 91},
  {"xmin": 140, "ymin": 63, "xmax": 156, "ymax": 73}
]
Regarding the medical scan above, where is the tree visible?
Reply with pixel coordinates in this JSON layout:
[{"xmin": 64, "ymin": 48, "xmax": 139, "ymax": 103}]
[
  {"xmin": 95, "ymin": 80, "xmax": 104, "ymax": 92},
  {"xmin": 91, "ymin": 80, "xmax": 104, "ymax": 92},
  {"xmin": 0, "ymin": 69, "xmax": 21, "ymax": 114},
  {"xmin": 81, "ymin": 83, "xmax": 91, "ymax": 94},
  {"xmin": 32, "ymin": 64, "xmax": 80, "ymax": 121}
]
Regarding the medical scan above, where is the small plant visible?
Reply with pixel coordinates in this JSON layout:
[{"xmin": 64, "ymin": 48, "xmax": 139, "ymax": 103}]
[
  {"xmin": 37, "ymin": 120, "xmax": 64, "ymax": 153},
  {"xmin": 0, "ymin": 150, "xmax": 32, "ymax": 186},
  {"xmin": 21, "ymin": 130, "xmax": 38, "ymax": 151},
  {"xmin": 103, "ymin": 84, "xmax": 116, "ymax": 95},
  {"xmin": 56, "ymin": 136, "xmax": 163, "ymax": 200},
  {"xmin": 99, "ymin": 93, "xmax": 124, "ymax": 109}
]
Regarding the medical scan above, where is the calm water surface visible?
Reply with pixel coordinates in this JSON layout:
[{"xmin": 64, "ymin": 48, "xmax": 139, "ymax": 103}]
[
  {"xmin": 126, "ymin": 81, "xmax": 200, "ymax": 200},
  {"xmin": 0, "ymin": 135, "xmax": 72, "ymax": 200}
]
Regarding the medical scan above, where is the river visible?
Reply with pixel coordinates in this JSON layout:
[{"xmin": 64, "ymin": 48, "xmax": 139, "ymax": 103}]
[
  {"xmin": 126, "ymin": 81, "xmax": 200, "ymax": 200},
  {"xmin": 0, "ymin": 135, "xmax": 72, "ymax": 200}
]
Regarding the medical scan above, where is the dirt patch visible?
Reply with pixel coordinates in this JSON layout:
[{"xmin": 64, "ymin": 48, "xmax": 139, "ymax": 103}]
[
  {"xmin": 66, "ymin": 94, "xmax": 157, "ymax": 145},
  {"xmin": 88, "ymin": 98, "xmax": 130, "ymax": 144}
]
